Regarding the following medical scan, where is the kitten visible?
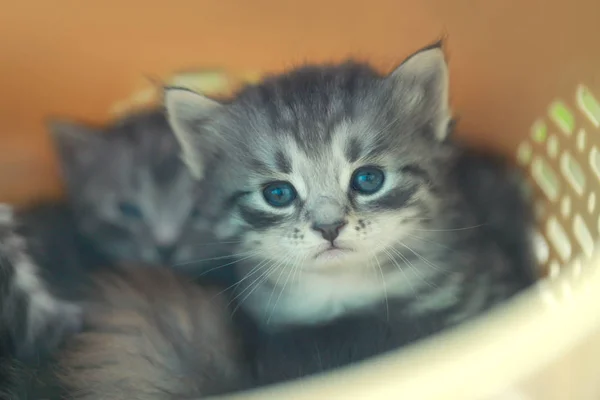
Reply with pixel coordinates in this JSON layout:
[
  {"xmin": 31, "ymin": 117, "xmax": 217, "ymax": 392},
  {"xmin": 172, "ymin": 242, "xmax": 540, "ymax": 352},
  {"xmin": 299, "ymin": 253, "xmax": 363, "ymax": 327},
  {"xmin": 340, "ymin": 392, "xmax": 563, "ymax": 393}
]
[
  {"xmin": 251, "ymin": 147, "xmax": 538, "ymax": 385},
  {"xmin": 163, "ymin": 43, "xmax": 536, "ymax": 336},
  {"xmin": 50, "ymin": 109, "xmax": 228, "ymax": 270},
  {"xmin": 55, "ymin": 267, "xmax": 250, "ymax": 400},
  {"xmin": 0, "ymin": 204, "xmax": 249, "ymax": 399}
]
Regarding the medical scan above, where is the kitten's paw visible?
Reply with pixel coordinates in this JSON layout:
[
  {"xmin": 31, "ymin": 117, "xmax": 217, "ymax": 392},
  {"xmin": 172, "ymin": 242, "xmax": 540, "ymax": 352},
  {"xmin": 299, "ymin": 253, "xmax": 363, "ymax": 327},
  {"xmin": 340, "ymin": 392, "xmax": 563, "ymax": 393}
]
[
  {"xmin": 0, "ymin": 208, "xmax": 83, "ymax": 359},
  {"xmin": 18, "ymin": 297, "xmax": 83, "ymax": 359}
]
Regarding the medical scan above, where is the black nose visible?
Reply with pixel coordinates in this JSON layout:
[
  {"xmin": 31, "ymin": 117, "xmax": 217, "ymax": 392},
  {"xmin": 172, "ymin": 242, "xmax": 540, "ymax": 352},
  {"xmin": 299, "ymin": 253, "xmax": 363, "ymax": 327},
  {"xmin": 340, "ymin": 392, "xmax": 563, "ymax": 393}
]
[
  {"xmin": 157, "ymin": 245, "xmax": 176, "ymax": 262},
  {"xmin": 311, "ymin": 221, "xmax": 347, "ymax": 242}
]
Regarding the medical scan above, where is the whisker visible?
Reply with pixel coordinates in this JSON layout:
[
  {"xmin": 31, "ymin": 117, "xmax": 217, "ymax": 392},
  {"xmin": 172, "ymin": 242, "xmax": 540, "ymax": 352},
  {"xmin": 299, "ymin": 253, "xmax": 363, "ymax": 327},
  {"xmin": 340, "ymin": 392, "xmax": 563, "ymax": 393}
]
[
  {"xmin": 174, "ymin": 249, "xmax": 257, "ymax": 267},
  {"xmin": 264, "ymin": 253, "xmax": 296, "ymax": 320},
  {"xmin": 232, "ymin": 264, "xmax": 281, "ymax": 316},
  {"xmin": 372, "ymin": 251, "xmax": 389, "ymax": 322},
  {"xmin": 194, "ymin": 252, "xmax": 262, "ymax": 276},
  {"xmin": 411, "ymin": 224, "xmax": 485, "ymax": 232},
  {"xmin": 184, "ymin": 239, "xmax": 244, "ymax": 246},
  {"xmin": 388, "ymin": 247, "xmax": 436, "ymax": 289},
  {"xmin": 266, "ymin": 251, "xmax": 303, "ymax": 324},
  {"xmin": 406, "ymin": 233, "xmax": 456, "ymax": 252},
  {"xmin": 230, "ymin": 261, "xmax": 279, "ymax": 312},
  {"xmin": 381, "ymin": 248, "xmax": 419, "ymax": 299},
  {"xmin": 395, "ymin": 241, "xmax": 449, "ymax": 275},
  {"xmin": 211, "ymin": 258, "xmax": 271, "ymax": 299}
]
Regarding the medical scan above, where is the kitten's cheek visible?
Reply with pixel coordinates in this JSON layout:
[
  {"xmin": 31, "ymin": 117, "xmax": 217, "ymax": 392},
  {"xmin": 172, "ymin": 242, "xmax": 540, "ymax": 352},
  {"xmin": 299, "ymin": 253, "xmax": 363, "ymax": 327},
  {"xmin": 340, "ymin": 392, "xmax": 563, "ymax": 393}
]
[{"xmin": 215, "ymin": 219, "xmax": 240, "ymax": 239}]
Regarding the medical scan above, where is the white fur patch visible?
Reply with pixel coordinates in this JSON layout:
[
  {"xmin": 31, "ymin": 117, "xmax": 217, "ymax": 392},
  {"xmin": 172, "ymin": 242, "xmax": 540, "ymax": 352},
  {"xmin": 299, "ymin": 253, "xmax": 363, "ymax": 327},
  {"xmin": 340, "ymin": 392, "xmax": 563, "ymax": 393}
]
[
  {"xmin": 239, "ymin": 249, "xmax": 440, "ymax": 329},
  {"xmin": 0, "ymin": 208, "xmax": 82, "ymax": 347}
]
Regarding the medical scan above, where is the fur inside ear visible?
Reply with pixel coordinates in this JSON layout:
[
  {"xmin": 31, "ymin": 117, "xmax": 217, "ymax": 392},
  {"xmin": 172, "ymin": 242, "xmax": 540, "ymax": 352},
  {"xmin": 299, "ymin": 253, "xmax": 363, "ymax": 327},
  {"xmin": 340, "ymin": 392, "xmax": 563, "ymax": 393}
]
[
  {"xmin": 163, "ymin": 87, "xmax": 222, "ymax": 180},
  {"xmin": 388, "ymin": 43, "xmax": 451, "ymax": 141},
  {"xmin": 47, "ymin": 119, "xmax": 104, "ymax": 170}
]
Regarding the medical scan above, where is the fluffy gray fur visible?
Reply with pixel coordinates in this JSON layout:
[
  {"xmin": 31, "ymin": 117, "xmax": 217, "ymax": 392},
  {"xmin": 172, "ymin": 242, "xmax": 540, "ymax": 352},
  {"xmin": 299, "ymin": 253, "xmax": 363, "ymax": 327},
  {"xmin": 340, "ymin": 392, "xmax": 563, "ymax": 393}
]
[
  {"xmin": 50, "ymin": 109, "xmax": 227, "ymax": 269},
  {"xmin": 0, "ymin": 205, "xmax": 248, "ymax": 399},
  {"xmin": 0, "ymin": 204, "xmax": 82, "ymax": 360},
  {"xmin": 165, "ymin": 44, "xmax": 536, "ymax": 332},
  {"xmin": 55, "ymin": 267, "xmax": 249, "ymax": 400}
]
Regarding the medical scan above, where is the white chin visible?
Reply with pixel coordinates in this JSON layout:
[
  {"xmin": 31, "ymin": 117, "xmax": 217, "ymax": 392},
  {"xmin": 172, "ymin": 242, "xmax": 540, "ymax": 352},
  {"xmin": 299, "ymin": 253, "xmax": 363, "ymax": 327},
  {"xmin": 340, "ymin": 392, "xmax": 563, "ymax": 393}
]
[{"xmin": 314, "ymin": 248, "xmax": 351, "ymax": 264}]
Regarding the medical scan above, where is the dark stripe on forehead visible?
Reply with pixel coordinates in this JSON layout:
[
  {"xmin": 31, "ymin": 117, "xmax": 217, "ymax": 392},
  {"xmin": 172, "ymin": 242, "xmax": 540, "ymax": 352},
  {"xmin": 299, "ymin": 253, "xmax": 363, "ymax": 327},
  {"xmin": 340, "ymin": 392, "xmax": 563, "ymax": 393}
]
[
  {"xmin": 248, "ymin": 158, "xmax": 273, "ymax": 175},
  {"xmin": 364, "ymin": 137, "xmax": 394, "ymax": 160},
  {"xmin": 238, "ymin": 205, "xmax": 287, "ymax": 230},
  {"xmin": 274, "ymin": 151, "xmax": 292, "ymax": 174},
  {"xmin": 365, "ymin": 185, "xmax": 418, "ymax": 210},
  {"xmin": 345, "ymin": 137, "xmax": 362, "ymax": 163}
]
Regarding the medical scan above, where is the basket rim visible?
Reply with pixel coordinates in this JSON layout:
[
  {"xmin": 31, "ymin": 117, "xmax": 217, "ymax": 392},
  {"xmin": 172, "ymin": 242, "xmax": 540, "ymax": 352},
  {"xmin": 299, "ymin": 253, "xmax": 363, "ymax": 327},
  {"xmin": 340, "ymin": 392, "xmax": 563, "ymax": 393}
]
[{"xmin": 218, "ymin": 254, "xmax": 600, "ymax": 400}]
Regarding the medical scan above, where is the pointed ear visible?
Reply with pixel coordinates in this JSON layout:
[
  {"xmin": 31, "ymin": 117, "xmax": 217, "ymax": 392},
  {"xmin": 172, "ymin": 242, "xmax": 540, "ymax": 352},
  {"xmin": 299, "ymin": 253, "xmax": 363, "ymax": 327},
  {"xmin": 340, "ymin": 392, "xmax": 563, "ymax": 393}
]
[
  {"xmin": 388, "ymin": 43, "xmax": 451, "ymax": 141},
  {"xmin": 163, "ymin": 87, "xmax": 222, "ymax": 180},
  {"xmin": 48, "ymin": 119, "xmax": 105, "ymax": 170}
]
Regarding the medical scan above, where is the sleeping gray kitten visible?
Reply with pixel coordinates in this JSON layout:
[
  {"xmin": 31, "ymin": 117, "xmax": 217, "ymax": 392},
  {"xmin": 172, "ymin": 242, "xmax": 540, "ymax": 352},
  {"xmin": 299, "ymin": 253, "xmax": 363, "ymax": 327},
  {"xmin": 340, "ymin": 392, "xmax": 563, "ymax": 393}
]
[
  {"xmin": 164, "ymin": 43, "xmax": 536, "ymax": 334},
  {"xmin": 50, "ymin": 109, "xmax": 227, "ymax": 269},
  {"xmin": 0, "ymin": 204, "xmax": 249, "ymax": 399},
  {"xmin": 54, "ymin": 267, "xmax": 250, "ymax": 400}
]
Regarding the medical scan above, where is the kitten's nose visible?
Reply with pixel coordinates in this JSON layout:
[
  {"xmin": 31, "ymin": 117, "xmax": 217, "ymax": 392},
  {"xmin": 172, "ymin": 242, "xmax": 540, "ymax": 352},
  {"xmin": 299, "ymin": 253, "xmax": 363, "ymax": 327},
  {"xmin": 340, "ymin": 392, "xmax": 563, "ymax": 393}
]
[
  {"xmin": 311, "ymin": 221, "xmax": 347, "ymax": 243},
  {"xmin": 157, "ymin": 245, "xmax": 176, "ymax": 262}
]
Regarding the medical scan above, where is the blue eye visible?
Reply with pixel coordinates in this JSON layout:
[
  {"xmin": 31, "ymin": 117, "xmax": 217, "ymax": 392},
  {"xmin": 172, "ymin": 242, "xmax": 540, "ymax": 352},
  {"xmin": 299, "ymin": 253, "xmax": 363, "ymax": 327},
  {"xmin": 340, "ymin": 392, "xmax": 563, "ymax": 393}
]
[
  {"xmin": 262, "ymin": 181, "xmax": 297, "ymax": 207},
  {"xmin": 118, "ymin": 202, "xmax": 143, "ymax": 219},
  {"xmin": 351, "ymin": 166, "xmax": 385, "ymax": 194}
]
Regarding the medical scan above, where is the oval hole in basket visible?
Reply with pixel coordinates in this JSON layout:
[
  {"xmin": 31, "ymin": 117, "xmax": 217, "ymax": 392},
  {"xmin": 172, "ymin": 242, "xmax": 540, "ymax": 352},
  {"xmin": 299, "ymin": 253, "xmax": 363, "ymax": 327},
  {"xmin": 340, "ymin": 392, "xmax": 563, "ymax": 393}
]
[
  {"xmin": 531, "ymin": 156, "xmax": 560, "ymax": 202},
  {"xmin": 576, "ymin": 85, "xmax": 600, "ymax": 127},
  {"xmin": 577, "ymin": 129, "xmax": 587, "ymax": 152},
  {"xmin": 531, "ymin": 120, "xmax": 548, "ymax": 142},
  {"xmin": 549, "ymin": 101, "xmax": 575, "ymax": 135},
  {"xmin": 533, "ymin": 230, "xmax": 550, "ymax": 265},
  {"xmin": 588, "ymin": 147, "xmax": 600, "ymax": 183},
  {"xmin": 573, "ymin": 214, "xmax": 594, "ymax": 258},
  {"xmin": 560, "ymin": 196, "xmax": 572, "ymax": 217},
  {"xmin": 560, "ymin": 152, "xmax": 586, "ymax": 195},
  {"xmin": 547, "ymin": 135, "xmax": 559, "ymax": 158},
  {"xmin": 588, "ymin": 193, "xmax": 596, "ymax": 213},
  {"xmin": 546, "ymin": 216, "xmax": 572, "ymax": 262}
]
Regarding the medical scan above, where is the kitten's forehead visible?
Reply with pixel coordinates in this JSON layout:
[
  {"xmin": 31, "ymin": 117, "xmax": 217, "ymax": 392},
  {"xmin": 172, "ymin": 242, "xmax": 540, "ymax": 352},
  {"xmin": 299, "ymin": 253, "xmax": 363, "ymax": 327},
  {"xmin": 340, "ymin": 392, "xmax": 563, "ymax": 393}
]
[
  {"xmin": 233, "ymin": 116, "xmax": 402, "ymax": 186},
  {"xmin": 137, "ymin": 165, "xmax": 197, "ymax": 206},
  {"xmin": 229, "ymin": 64, "xmax": 381, "ymax": 148},
  {"xmin": 82, "ymin": 110, "xmax": 199, "ymax": 205},
  {"xmin": 222, "ymin": 65, "xmax": 425, "ymax": 172}
]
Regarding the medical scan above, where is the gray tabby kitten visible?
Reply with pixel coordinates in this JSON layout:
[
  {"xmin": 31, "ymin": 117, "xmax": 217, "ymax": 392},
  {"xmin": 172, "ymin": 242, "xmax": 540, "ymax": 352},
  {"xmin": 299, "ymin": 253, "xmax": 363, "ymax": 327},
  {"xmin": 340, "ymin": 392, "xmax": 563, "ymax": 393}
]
[
  {"xmin": 50, "ymin": 109, "xmax": 226, "ymax": 269},
  {"xmin": 164, "ymin": 43, "xmax": 535, "ymax": 333},
  {"xmin": 0, "ymin": 204, "xmax": 249, "ymax": 399},
  {"xmin": 55, "ymin": 267, "xmax": 250, "ymax": 400}
]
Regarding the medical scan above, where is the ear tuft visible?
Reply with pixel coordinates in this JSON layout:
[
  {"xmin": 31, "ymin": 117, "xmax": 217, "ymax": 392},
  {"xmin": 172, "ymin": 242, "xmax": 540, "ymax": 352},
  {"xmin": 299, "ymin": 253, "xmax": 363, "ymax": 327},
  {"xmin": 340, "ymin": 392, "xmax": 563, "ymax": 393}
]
[{"xmin": 389, "ymin": 44, "xmax": 451, "ymax": 141}]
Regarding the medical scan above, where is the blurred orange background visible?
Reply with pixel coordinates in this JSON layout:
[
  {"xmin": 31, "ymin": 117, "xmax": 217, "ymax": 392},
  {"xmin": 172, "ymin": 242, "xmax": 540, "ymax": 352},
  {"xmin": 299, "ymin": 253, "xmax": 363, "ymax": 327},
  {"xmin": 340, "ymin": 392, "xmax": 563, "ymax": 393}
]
[{"xmin": 1, "ymin": 0, "xmax": 598, "ymax": 205}]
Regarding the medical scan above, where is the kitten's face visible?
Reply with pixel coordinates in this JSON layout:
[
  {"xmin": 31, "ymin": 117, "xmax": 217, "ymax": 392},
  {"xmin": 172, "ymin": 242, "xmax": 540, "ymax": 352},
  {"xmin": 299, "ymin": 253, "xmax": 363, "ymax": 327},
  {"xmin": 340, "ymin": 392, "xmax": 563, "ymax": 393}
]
[
  {"xmin": 223, "ymin": 123, "xmax": 441, "ymax": 272},
  {"xmin": 167, "ymin": 47, "xmax": 453, "ymax": 273},
  {"xmin": 51, "ymin": 111, "xmax": 218, "ymax": 266}
]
